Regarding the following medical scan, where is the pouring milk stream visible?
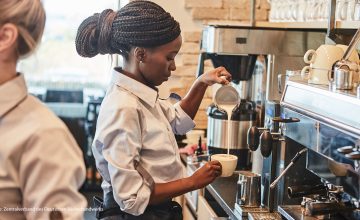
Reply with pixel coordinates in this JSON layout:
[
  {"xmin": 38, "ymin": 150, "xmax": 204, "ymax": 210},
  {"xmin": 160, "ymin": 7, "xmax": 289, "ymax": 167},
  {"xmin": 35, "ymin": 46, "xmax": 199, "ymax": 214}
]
[{"xmin": 214, "ymin": 84, "xmax": 240, "ymax": 155}]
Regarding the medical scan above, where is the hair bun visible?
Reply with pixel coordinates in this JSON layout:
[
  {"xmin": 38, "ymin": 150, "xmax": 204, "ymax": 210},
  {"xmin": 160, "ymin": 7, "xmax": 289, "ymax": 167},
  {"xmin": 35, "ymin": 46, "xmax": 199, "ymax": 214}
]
[
  {"xmin": 75, "ymin": 13, "xmax": 100, "ymax": 58},
  {"xmin": 110, "ymin": 0, "xmax": 181, "ymax": 48},
  {"xmin": 75, "ymin": 9, "xmax": 117, "ymax": 57},
  {"xmin": 97, "ymin": 9, "xmax": 117, "ymax": 55},
  {"xmin": 76, "ymin": 1, "xmax": 181, "ymax": 58}
]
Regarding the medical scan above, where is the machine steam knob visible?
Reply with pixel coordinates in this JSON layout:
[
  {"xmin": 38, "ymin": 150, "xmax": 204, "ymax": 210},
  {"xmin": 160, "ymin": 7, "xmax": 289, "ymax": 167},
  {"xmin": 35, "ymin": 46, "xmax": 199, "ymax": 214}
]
[
  {"xmin": 247, "ymin": 126, "xmax": 260, "ymax": 151},
  {"xmin": 260, "ymin": 130, "xmax": 273, "ymax": 158}
]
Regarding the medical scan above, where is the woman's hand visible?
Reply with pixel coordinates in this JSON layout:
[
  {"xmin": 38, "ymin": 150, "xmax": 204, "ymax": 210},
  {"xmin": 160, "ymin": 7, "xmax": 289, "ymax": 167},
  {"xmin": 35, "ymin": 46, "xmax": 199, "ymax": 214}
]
[
  {"xmin": 179, "ymin": 66, "xmax": 231, "ymax": 119},
  {"xmin": 188, "ymin": 160, "xmax": 222, "ymax": 189},
  {"xmin": 199, "ymin": 66, "xmax": 232, "ymax": 86}
]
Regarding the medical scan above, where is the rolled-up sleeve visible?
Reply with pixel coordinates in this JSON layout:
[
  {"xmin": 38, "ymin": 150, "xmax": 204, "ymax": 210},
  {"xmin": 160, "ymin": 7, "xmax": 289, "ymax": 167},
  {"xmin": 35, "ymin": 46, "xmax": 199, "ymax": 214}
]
[
  {"xmin": 100, "ymin": 106, "xmax": 151, "ymax": 216},
  {"xmin": 159, "ymin": 100, "xmax": 195, "ymax": 135}
]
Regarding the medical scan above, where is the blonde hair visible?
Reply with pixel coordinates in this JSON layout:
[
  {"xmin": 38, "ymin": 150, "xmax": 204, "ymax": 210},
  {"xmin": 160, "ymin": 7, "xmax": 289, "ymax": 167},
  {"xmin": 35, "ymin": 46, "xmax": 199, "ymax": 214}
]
[{"xmin": 0, "ymin": 0, "xmax": 46, "ymax": 57}]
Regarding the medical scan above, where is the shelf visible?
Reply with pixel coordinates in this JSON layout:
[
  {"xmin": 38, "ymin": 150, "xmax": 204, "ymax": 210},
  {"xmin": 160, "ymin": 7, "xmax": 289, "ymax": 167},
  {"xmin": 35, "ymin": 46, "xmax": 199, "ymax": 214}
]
[
  {"xmin": 335, "ymin": 20, "xmax": 360, "ymax": 29},
  {"xmin": 206, "ymin": 20, "xmax": 360, "ymax": 30},
  {"xmin": 256, "ymin": 21, "xmax": 327, "ymax": 29},
  {"xmin": 205, "ymin": 20, "xmax": 253, "ymax": 27}
]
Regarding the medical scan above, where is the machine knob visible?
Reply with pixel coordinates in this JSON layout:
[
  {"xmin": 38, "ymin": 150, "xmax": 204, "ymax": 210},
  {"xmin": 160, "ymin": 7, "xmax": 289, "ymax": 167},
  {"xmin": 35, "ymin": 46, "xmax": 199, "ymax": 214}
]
[
  {"xmin": 247, "ymin": 126, "xmax": 260, "ymax": 151},
  {"xmin": 260, "ymin": 130, "xmax": 273, "ymax": 158}
]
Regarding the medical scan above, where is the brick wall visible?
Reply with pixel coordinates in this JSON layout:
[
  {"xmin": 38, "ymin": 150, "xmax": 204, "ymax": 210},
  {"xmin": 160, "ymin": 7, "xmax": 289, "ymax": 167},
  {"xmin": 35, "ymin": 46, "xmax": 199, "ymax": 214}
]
[{"xmin": 166, "ymin": 0, "xmax": 270, "ymax": 129}]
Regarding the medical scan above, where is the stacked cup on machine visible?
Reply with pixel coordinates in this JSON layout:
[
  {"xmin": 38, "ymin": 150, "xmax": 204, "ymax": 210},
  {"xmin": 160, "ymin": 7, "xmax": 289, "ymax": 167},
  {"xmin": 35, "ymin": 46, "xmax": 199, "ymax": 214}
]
[
  {"xmin": 301, "ymin": 44, "xmax": 359, "ymax": 86},
  {"xmin": 301, "ymin": 45, "xmax": 344, "ymax": 85}
]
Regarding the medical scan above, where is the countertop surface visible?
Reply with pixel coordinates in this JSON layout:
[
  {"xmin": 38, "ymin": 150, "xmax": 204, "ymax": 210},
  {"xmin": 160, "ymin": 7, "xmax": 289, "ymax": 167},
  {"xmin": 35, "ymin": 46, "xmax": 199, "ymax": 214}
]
[{"xmin": 206, "ymin": 174, "xmax": 238, "ymax": 219}]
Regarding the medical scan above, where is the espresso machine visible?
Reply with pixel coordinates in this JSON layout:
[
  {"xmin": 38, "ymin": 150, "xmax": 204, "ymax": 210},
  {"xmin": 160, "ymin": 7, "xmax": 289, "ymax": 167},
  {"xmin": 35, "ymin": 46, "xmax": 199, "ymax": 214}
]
[
  {"xmin": 265, "ymin": 78, "xmax": 360, "ymax": 220},
  {"xmin": 197, "ymin": 25, "xmax": 327, "ymax": 171},
  {"xmin": 246, "ymin": 79, "xmax": 360, "ymax": 220}
]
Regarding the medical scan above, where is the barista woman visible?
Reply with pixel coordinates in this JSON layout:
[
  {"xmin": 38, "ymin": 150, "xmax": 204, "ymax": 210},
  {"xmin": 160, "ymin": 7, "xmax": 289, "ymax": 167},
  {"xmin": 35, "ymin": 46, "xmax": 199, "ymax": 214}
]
[
  {"xmin": 75, "ymin": 0, "xmax": 231, "ymax": 219},
  {"xmin": 0, "ymin": 1, "xmax": 86, "ymax": 219}
]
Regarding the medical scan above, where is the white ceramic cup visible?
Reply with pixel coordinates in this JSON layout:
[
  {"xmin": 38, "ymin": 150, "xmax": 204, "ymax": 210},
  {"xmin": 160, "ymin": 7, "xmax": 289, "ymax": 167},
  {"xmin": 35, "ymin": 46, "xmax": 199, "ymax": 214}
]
[
  {"xmin": 319, "ymin": 0, "xmax": 329, "ymax": 21},
  {"xmin": 297, "ymin": 0, "xmax": 307, "ymax": 21},
  {"xmin": 211, "ymin": 154, "xmax": 238, "ymax": 177},
  {"xmin": 305, "ymin": 0, "xmax": 317, "ymax": 21},
  {"xmin": 301, "ymin": 66, "xmax": 332, "ymax": 85},
  {"xmin": 302, "ymin": 45, "xmax": 344, "ymax": 85},
  {"xmin": 336, "ymin": 0, "xmax": 349, "ymax": 21},
  {"xmin": 303, "ymin": 45, "xmax": 344, "ymax": 69},
  {"xmin": 347, "ymin": 0, "xmax": 356, "ymax": 20}
]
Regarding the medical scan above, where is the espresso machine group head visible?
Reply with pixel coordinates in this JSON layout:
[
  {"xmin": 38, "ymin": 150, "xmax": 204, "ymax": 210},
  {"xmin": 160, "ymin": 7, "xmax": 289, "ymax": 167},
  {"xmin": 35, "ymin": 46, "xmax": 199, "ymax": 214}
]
[{"xmin": 247, "ymin": 116, "xmax": 301, "ymax": 213}]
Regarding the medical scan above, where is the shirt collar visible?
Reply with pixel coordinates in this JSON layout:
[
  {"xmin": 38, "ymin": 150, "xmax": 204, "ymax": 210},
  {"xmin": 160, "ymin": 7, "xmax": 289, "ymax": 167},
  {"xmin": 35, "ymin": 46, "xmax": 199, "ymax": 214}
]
[
  {"xmin": 0, "ymin": 74, "xmax": 28, "ymax": 118},
  {"xmin": 111, "ymin": 67, "xmax": 158, "ymax": 108}
]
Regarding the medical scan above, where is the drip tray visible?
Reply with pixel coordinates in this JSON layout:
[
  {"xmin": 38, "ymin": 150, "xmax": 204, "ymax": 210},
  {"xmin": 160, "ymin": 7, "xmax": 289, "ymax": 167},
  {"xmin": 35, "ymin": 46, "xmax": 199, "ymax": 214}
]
[
  {"xmin": 278, "ymin": 205, "xmax": 360, "ymax": 220},
  {"xmin": 234, "ymin": 203, "xmax": 281, "ymax": 219},
  {"xmin": 248, "ymin": 211, "xmax": 282, "ymax": 220},
  {"xmin": 278, "ymin": 205, "xmax": 318, "ymax": 220}
]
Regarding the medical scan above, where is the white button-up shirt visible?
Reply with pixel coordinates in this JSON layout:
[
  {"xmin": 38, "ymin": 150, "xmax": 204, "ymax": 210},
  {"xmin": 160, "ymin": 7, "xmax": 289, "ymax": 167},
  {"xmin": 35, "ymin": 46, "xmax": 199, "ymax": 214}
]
[
  {"xmin": 0, "ymin": 74, "xmax": 87, "ymax": 220},
  {"xmin": 92, "ymin": 68, "xmax": 195, "ymax": 216}
]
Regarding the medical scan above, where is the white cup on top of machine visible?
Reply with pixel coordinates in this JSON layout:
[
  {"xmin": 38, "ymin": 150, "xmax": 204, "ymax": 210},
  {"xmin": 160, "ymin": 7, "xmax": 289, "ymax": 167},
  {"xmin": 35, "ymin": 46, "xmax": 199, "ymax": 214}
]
[
  {"xmin": 303, "ymin": 45, "xmax": 344, "ymax": 70},
  {"xmin": 301, "ymin": 45, "xmax": 344, "ymax": 85}
]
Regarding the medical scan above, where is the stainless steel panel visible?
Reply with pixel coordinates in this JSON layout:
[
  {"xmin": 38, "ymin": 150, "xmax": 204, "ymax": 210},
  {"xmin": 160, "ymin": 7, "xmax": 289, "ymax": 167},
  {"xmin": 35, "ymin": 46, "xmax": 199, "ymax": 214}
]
[
  {"xmin": 266, "ymin": 55, "xmax": 306, "ymax": 101},
  {"xmin": 201, "ymin": 26, "xmax": 326, "ymax": 56},
  {"xmin": 281, "ymin": 80, "xmax": 360, "ymax": 137},
  {"xmin": 207, "ymin": 118, "xmax": 254, "ymax": 149}
]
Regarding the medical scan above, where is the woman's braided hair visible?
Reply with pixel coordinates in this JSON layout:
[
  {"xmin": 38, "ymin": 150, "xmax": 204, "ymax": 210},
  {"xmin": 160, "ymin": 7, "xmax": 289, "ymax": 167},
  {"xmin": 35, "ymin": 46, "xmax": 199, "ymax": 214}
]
[{"xmin": 75, "ymin": 0, "xmax": 181, "ymax": 59}]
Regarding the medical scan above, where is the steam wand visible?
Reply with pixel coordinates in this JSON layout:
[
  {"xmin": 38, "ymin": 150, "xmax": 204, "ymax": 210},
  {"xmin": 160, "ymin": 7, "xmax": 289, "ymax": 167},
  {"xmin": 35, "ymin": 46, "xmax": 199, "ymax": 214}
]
[{"xmin": 270, "ymin": 148, "xmax": 307, "ymax": 189}]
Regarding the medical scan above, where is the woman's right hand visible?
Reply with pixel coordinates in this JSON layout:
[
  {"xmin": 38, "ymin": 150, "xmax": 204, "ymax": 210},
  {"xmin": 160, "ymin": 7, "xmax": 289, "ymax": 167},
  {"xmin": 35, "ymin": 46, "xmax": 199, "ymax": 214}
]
[
  {"xmin": 189, "ymin": 160, "xmax": 222, "ymax": 189},
  {"xmin": 199, "ymin": 66, "xmax": 232, "ymax": 86}
]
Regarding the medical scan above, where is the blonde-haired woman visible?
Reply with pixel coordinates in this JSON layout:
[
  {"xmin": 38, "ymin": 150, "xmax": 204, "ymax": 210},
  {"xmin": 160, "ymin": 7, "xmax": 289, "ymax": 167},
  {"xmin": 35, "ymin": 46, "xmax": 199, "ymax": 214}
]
[{"xmin": 0, "ymin": 1, "xmax": 86, "ymax": 219}]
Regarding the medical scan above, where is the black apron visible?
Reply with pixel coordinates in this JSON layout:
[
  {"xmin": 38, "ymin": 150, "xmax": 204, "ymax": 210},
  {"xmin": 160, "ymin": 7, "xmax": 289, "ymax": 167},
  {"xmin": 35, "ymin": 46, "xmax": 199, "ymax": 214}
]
[{"xmin": 93, "ymin": 191, "xmax": 182, "ymax": 220}]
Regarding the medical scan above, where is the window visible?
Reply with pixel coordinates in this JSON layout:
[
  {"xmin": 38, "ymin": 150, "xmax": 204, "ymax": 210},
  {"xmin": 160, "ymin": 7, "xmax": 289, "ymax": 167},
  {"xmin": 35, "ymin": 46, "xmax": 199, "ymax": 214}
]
[{"xmin": 18, "ymin": 0, "xmax": 122, "ymax": 90}]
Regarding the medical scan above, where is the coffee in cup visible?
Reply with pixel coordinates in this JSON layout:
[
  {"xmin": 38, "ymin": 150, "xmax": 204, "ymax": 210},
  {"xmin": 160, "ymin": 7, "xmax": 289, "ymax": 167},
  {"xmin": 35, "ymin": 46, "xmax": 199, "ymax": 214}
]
[{"xmin": 211, "ymin": 154, "xmax": 238, "ymax": 177}]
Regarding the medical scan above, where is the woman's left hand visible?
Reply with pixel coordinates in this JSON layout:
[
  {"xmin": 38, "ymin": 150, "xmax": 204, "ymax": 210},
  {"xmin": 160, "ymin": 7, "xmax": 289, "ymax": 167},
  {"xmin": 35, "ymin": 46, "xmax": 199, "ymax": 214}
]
[{"xmin": 199, "ymin": 66, "xmax": 232, "ymax": 86}]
